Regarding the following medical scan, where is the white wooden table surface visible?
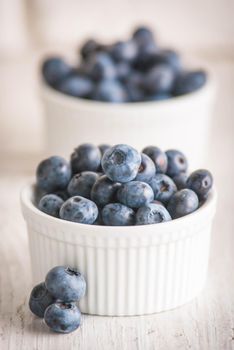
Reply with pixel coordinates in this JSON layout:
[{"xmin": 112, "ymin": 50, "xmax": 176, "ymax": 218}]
[{"xmin": 0, "ymin": 59, "xmax": 234, "ymax": 350}]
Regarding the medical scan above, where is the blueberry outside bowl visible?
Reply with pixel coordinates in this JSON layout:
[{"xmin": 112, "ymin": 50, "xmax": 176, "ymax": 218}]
[
  {"xmin": 40, "ymin": 71, "xmax": 215, "ymax": 169},
  {"xmin": 21, "ymin": 184, "xmax": 217, "ymax": 316}
]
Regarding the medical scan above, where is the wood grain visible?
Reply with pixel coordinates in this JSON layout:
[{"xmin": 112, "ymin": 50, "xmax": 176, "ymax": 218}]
[{"xmin": 0, "ymin": 60, "xmax": 234, "ymax": 350}]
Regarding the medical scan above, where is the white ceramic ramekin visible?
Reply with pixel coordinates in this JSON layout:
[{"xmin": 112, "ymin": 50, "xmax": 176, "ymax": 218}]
[
  {"xmin": 40, "ymin": 75, "xmax": 215, "ymax": 169},
  {"xmin": 21, "ymin": 185, "xmax": 217, "ymax": 316}
]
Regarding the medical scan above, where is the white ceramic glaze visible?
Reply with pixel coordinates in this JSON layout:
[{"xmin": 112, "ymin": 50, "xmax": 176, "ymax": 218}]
[
  {"xmin": 40, "ymin": 76, "xmax": 215, "ymax": 169},
  {"xmin": 21, "ymin": 185, "xmax": 217, "ymax": 316}
]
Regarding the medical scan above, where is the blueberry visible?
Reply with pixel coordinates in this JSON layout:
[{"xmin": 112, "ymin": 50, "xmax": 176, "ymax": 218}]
[
  {"xmin": 152, "ymin": 49, "xmax": 182, "ymax": 72},
  {"xmin": 29, "ymin": 282, "xmax": 55, "ymax": 318},
  {"xmin": 42, "ymin": 57, "xmax": 73, "ymax": 87},
  {"xmin": 36, "ymin": 156, "xmax": 71, "ymax": 192},
  {"xmin": 57, "ymin": 74, "xmax": 93, "ymax": 98},
  {"xmin": 53, "ymin": 189, "xmax": 70, "ymax": 201},
  {"xmin": 116, "ymin": 62, "xmax": 132, "ymax": 82},
  {"xmin": 102, "ymin": 203, "xmax": 135, "ymax": 226},
  {"xmin": 149, "ymin": 174, "xmax": 177, "ymax": 205},
  {"xmin": 143, "ymin": 64, "xmax": 175, "ymax": 94},
  {"xmin": 173, "ymin": 173, "xmax": 188, "ymax": 190},
  {"xmin": 187, "ymin": 169, "xmax": 213, "ymax": 200},
  {"xmin": 167, "ymin": 189, "xmax": 199, "ymax": 219},
  {"xmin": 166, "ymin": 149, "xmax": 188, "ymax": 177},
  {"xmin": 136, "ymin": 203, "xmax": 171, "ymax": 225},
  {"xmin": 44, "ymin": 302, "xmax": 81, "ymax": 334},
  {"xmin": 110, "ymin": 40, "xmax": 138, "ymax": 63},
  {"xmin": 71, "ymin": 143, "xmax": 101, "ymax": 173},
  {"xmin": 98, "ymin": 144, "xmax": 111, "ymax": 171},
  {"xmin": 117, "ymin": 181, "xmax": 154, "ymax": 208},
  {"xmin": 132, "ymin": 42, "xmax": 158, "ymax": 72},
  {"xmin": 145, "ymin": 93, "xmax": 171, "ymax": 101},
  {"xmin": 142, "ymin": 146, "xmax": 168, "ymax": 173},
  {"xmin": 102, "ymin": 144, "xmax": 141, "ymax": 182},
  {"xmin": 173, "ymin": 70, "xmax": 207, "ymax": 96},
  {"xmin": 80, "ymin": 39, "xmax": 101, "ymax": 59},
  {"xmin": 152, "ymin": 199, "xmax": 164, "ymax": 206},
  {"xmin": 45, "ymin": 266, "xmax": 86, "ymax": 302},
  {"xmin": 60, "ymin": 196, "xmax": 98, "ymax": 224},
  {"xmin": 135, "ymin": 153, "xmax": 156, "ymax": 182},
  {"xmin": 125, "ymin": 72, "xmax": 144, "ymax": 102},
  {"xmin": 68, "ymin": 171, "xmax": 99, "ymax": 199},
  {"xmin": 126, "ymin": 71, "xmax": 143, "ymax": 87},
  {"xmin": 91, "ymin": 175, "xmax": 121, "ymax": 207},
  {"xmin": 132, "ymin": 26, "xmax": 155, "ymax": 47},
  {"xmin": 93, "ymin": 79, "xmax": 127, "ymax": 103},
  {"xmin": 98, "ymin": 144, "xmax": 111, "ymax": 156},
  {"xmin": 126, "ymin": 83, "xmax": 144, "ymax": 102},
  {"xmin": 38, "ymin": 194, "xmax": 64, "ymax": 217},
  {"xmin": 59, "ymin": 196, "xmax": 98, "ymax": 224},
  {"xmin": 93, "ymin": 212, "xmax": 103, "ymax": 225},
  {"xmin": 86, "ymin": 52, "xmax": 117, "ymax": 81}
]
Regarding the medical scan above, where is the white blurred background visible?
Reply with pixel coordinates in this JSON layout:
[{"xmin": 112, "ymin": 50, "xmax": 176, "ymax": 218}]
[{"xmin": 0, "ymin": 0, "xmax": 233, "ymax": 155}]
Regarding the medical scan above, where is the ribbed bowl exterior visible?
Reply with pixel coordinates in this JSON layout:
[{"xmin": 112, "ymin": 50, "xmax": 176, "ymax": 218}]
[{"xmin": 21, "ymin": 185, "xmax": 217, "ymax": 316}]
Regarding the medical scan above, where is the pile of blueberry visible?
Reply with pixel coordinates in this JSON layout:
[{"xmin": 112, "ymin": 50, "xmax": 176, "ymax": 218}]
[
  {"xmin": 41, "ymin": 25, "xmax": 207, "ymax": 103},
  {"xmin": 36, "ymin": 143, "xmax": 213, "ymax": 225},
  {"xmin": 29, "ymin": 266, "xmax": 86, "ymax": 333}
]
